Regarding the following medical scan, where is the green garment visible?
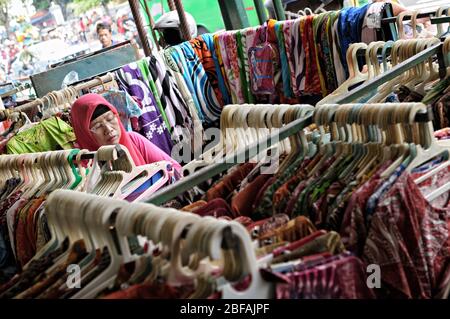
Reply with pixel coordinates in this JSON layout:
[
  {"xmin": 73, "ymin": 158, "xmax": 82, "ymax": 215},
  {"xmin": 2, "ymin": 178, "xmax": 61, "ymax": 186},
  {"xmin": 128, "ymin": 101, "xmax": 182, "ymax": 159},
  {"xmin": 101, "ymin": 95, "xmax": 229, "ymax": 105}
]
[
  {"xmin": 7, "ymin": 117, "xmax": 76, "ymax": 154},
  {"xmin": 236, "ymin": 30, "xmax": 254, "ymax": 103}
]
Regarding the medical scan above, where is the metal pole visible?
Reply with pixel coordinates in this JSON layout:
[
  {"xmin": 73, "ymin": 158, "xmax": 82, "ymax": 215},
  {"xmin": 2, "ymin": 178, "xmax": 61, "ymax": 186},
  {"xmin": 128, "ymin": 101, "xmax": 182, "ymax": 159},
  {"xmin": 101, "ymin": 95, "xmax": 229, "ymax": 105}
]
[
  {"xmin": 128, "ymin": 0, "xmax": 152, "ymax": 57},
  {"xmin": 253, "ymin": 0, "xmax": 268, "ymax": 24},
  {"xmin": 272, "ymin": 0, "xmax": 286, "ymax": 20},
  {"xmin": 217, "ymin": 0, "xmax": 250, "ymax": 30},
  {"xmin": 143, "ymin": 0, "xmax": 161, "ymax": 51},
  {"xmin": 167, "ymin": 0, "xmax": 176, "ymax": 11},
  {"xmin": 173, "ymin": 0, "xmax": 191, "ymax": 41}
]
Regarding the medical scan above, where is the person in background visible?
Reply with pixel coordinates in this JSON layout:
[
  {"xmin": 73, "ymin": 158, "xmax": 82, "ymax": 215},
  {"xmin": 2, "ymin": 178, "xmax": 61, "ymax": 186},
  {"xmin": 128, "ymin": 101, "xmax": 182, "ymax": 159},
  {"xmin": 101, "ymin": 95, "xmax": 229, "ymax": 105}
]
[
  {"xmin": 79, "ymin": 17, "xmax": 87, "ymax": 42},
  {"xmin": 70, "ymin": 93, "xmax": 182, "ymax": 172},
  {"xmin": 96, "ymin": 22, "xmax": 115, "ymax": 48},
  {"xmin": 117, "ymin": 14, "xmax": 125, "ymax": 35}
]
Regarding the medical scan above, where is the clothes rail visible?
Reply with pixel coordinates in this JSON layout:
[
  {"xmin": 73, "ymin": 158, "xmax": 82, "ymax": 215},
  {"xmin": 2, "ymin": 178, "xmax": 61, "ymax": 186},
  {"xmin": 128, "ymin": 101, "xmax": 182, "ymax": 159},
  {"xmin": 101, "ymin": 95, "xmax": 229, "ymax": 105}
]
[
  {"xmin": 70, "ymin": 144, "xmax": 127, "ymax": 161},
  {"xmin": 0, "ymin": 73, "xmax": 115, "ymax": 121},
  {"xmin": 0, "ymin": 82, "xmax": 32, "ymax": 99},
  {"xmin": 335, "ymin": 42, "xmax": 443, "ymax": 104},
  {"xmin": 431, "ymin": 16, "xmax": 450, "ymax": 24},
  {"xmin": 381, "ymin": 11, "xmax": 438, "ymax": 24},
  {"xmin": 146, "ymin": 115, "xmax": 313, "ymax": 205}
]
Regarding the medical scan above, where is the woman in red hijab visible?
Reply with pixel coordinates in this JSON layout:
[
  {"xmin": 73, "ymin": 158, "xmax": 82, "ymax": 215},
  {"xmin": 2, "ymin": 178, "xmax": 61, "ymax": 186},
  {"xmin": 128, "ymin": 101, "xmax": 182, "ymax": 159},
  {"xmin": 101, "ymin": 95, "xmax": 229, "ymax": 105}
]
[{"xmin": 71, "ymin": 93, "xmax": 181, "ymax": 172}]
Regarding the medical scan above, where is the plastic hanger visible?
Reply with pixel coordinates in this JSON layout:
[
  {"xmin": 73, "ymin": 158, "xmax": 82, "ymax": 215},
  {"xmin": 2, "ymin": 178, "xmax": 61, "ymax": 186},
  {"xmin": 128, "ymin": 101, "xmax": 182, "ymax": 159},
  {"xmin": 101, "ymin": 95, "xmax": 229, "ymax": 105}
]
[
  {"xmin": 216, "ymin": 221, "xmax": 272, "ymax": 299},
  {"xmin": 72, "ymin": 194, "xmax": 128, "ymax": 299},
  {"xmin": 368, "ymin": 39, "xmax": 414, "ymax": 103},
  {"xmin": 317, "ymin": 43, "xmax": 369, "ymax": 105},
  {"xmin": 436, "ymin": 6, "xmax": 450, "ymax": 37},
  {"xmin": 397, "ymin": 10, "xmax": 418, "ymax": 39},
  {"xmin": 406, "ymin": 104, "xmax": 450, "ymax": 172}
]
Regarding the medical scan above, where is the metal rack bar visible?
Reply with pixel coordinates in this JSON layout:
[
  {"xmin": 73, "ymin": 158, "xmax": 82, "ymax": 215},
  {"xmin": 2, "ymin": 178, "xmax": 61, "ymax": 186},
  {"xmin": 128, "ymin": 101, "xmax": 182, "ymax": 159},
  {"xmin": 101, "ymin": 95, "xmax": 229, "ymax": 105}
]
[
  {"xmin": 431, "ymin": 16, "xmax": 450, "ymax": 24},
  {"xmin": 382, "ymin": 11, "xmax": 437, "ymax": 24},
  {"xmin": 146, "ymin": 115, "xmax": 313, "ymax": 205}
]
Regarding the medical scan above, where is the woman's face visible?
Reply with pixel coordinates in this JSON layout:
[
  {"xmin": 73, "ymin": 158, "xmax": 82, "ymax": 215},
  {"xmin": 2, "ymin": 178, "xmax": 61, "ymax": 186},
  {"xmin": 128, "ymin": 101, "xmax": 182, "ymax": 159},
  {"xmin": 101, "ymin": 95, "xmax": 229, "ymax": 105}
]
[{"xmin": 89, "ymin": 110, "xmax": 121, "ymax": 146}]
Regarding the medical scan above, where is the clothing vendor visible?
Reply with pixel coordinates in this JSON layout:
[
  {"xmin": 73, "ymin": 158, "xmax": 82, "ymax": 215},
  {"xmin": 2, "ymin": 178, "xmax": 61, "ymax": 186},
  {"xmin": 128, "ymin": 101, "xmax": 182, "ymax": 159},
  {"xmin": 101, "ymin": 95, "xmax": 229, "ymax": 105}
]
[{"xmin": 70, "ymin": 93, "xmax": 182, "ymax": 172}]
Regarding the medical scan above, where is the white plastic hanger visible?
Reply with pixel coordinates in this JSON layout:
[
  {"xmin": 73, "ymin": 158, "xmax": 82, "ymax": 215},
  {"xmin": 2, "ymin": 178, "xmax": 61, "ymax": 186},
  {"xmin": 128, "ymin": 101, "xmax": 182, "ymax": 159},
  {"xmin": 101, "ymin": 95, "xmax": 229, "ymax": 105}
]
[
  {"xmin": 318, "ymin": 43, "xmax": 369, "ymax": 105},
  {"xmin": 215, "ymin": 221, "xmax": 273, "ymax": 299},
  {"xmin": 397, "ymin": 10, "xmax": 418, "ymax": 40}
]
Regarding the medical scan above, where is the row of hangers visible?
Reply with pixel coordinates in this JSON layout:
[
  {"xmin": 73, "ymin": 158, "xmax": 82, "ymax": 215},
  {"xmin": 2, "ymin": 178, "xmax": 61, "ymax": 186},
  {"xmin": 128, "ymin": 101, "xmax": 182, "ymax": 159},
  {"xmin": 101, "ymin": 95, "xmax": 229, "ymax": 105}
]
[
  {"xmin": 0, "ymin": 149, "xmax": 93, "ymax": 196},
  {"xmin": 0, "ymin": 143, "xmax": 175, "ymax": 204},
  {"xmin": 183, "ymin": 104, "xmax": 314, "ymax": 176},
  {"xmin": 319, "ymin": 36, "xmax": 449, "ymax": 105},
  {"xmin": 393, "ymin": 6, "xmax": 450, "ymax": 39},
  {"xmin": 315, "ymin": 102, "xmax": 449, "ymax": 186},
  {"xmin": 42, "ymin": 189, "xmax": 272, "ymax": 299},
  {"xmin": 0, "ymin": 73, "xmax": 117, "ymax": 124}
]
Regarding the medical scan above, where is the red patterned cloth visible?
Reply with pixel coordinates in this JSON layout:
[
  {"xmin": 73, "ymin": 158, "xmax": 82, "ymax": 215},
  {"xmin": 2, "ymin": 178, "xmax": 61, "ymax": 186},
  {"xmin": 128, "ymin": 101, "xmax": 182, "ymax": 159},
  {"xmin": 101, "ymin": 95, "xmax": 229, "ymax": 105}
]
[{"xmin": 363, "ymin": 172, "xmax": 450, "ymax": 298}]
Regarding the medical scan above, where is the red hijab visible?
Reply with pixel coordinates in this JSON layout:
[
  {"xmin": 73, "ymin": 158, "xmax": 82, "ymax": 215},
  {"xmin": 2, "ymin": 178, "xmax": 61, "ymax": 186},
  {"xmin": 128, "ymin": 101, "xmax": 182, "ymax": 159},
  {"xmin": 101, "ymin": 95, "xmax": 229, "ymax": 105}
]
[{"xmin": 70, "ymin": 93, "xmax": 146, "ymax": 166}]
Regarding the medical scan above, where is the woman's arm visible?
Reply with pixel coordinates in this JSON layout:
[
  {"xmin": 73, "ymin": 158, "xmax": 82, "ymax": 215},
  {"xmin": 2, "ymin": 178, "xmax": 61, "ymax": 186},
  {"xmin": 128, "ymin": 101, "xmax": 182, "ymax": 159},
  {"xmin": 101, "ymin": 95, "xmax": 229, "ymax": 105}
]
[{"xmin": 128, "ymin": 131, "xmax": 182, "ymax": 173}]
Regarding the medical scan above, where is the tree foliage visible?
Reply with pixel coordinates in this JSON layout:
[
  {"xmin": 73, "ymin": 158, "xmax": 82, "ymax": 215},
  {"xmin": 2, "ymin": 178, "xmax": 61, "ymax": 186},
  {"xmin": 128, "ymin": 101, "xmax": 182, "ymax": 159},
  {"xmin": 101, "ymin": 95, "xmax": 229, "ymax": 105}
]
[
  {"xmin": 0, "ymin": 0, "xmax": 11, "ymax": 33},
  {"xmin": 73, "ymin": 0, "xmax": 112, "ymax": 16}
]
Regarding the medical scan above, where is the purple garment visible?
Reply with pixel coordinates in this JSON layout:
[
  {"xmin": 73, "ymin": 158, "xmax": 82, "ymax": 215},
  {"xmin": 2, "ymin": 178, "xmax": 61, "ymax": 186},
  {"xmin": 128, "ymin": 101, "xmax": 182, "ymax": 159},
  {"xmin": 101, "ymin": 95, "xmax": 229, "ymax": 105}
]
[{"xmin": 117, "ymin": 64, "xmax": 173, "ymax": 155}]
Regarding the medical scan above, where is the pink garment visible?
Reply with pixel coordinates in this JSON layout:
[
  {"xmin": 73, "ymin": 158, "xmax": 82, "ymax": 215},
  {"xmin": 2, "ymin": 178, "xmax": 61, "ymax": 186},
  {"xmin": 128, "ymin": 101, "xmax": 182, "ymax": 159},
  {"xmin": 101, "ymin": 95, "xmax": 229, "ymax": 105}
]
[{"xmin": 128, "ymin": 131, "xmax": 181, "ymax": 172}]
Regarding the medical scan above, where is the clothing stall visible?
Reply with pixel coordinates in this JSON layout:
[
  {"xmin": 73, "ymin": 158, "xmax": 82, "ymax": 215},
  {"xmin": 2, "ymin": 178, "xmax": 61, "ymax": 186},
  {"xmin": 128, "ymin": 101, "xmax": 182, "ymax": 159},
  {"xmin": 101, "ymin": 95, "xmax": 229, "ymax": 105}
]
[{"xmin": 0, "ymin": 0, "xmax": 449, "ymax": 300}]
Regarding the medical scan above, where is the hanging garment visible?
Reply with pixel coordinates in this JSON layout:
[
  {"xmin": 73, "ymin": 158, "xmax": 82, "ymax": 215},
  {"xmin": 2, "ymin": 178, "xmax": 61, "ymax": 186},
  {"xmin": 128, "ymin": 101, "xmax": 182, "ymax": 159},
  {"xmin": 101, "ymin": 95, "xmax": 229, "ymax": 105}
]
[
  {"xmin": 312, "ymin": 13, "xmax": 330, "ymax": 97},
  {"xmin": 361, "ymin": 2, "xmax": 387, "ymax": 44},
  {"xmin": 284, "ymin": 19, "xmax": 305, "ymax": 96},
  {"xmin": 235, "ymin": 30, "xmax": 255, "ymax": 103},
  {"xmin": 331, "ymin": 12, "xmax": 346, "ymax": 86},
  {"xmin": 169, "ymin": 43, "xmax": 221, "ymax": 125},
  {"xmin": 220, "ymin": 31, "xmax": 246, "ymax": 104},
  {"xmin": 363, "ymin": 171, "xmax": 450, "ymax": 299},
  {"xmin": 274, "ymin": 21, "xmax": 293, "ymax": 99},
  {"xmin": 147, "ymin": 53, "xmax": 194, "ymax": 145},
  {"xmin": 102, "ymin": 90, "xmax": 143, "ymax": 132},
  {"xmin": 248, "ymin": 38, "xmax": 279, "ymax": 96},
  {"xmin": 321, "ymin": 12, "xmax": 339, "ymax": 93},
  {"xmin": 117, "ymin": 63, "xmax": 173, "ymax": 155},
  {"xmin": 136, "ymin": 59, "xmax": 170, "ymax": 130},
  {"xmin": 6, "ymin": 117, "xmax": 76, "ymax": 154},
  {"xmin": 162, "ymin": 48, "xmax": 204, "ymax": 156},
  {"xmin": 189, "ymin": 34, "xmax": 230, "ymax": 107},
  {"xmin": 337, "ymin": 5, "xmax": 370, "ymax": 78},
  {"xmin": 301, "ymin": 15, "xmax": 322, "ymax": 96}
]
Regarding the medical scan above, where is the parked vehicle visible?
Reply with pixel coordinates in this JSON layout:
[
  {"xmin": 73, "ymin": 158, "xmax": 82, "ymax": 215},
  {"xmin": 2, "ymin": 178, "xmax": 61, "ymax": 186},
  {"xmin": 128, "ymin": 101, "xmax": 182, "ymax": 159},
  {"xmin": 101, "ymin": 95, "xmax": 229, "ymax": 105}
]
[{"xmin": 143, "ymin": 0, "xmax": 260, "ymax": 34}]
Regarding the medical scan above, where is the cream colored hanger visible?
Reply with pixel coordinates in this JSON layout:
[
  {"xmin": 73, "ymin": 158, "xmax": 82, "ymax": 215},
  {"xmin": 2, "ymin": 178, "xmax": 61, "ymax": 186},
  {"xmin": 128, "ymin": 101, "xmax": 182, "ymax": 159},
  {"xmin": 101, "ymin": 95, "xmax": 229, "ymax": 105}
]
[
  {"xmin": 397, "ymin": 10, "xmax": 418, "ymax": 39},
  {"xmin": 435, "ymin": 6, "xmax": 449, "ymax": 37},
  {"xmin": 367, "ymin": 39, "xmax": 416, "ymax": 103},
  {"xmin": 317, "ymin": 43, "xmax": 369, "ymax": 105},
  {"xmin": 72, "ymin": 194, "xmax": 129, "ymax": 299},
  {"xmin": 406, "ymin": 103, "xmax": 450, "ymax": 172},
  {"xmin": 369, "ymin": 42, "xmax": 385, "ymax": 77}
]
